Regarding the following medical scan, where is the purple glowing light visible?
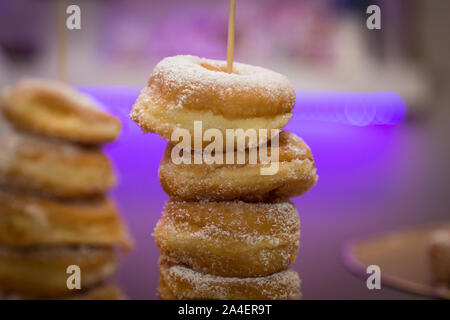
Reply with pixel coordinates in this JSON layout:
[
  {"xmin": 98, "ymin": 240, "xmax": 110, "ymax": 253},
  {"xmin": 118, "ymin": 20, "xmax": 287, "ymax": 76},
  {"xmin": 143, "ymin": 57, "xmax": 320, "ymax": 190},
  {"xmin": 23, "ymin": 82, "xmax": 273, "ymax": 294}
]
[
  {"xmin": 295, "ymin": 90, "xmax": 406, "ymax": 126},
  {"xmin": 78, "ymin": 86, "xmax": 406, "ymax": 127}
]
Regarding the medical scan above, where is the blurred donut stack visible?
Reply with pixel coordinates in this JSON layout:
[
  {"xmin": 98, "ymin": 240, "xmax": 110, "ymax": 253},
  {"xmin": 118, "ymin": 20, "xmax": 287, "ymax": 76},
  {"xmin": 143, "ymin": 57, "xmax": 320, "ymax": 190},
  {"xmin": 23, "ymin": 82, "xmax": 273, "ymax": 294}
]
[
  {"xmin": 0, "ymin": 79, "xmax": 132, "ymax": 300},
  {"xmin": 131, "ymin": 55, "xmax": 318, "ymax": 299}
]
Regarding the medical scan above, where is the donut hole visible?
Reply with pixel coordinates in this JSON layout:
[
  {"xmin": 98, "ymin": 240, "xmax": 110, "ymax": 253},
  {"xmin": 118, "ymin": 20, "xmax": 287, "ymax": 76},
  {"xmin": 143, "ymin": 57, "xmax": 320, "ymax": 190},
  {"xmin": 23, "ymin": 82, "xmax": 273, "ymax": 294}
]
[{"xmin": 200, "ymin": 62, "xmax": 239, "ymax": 74}]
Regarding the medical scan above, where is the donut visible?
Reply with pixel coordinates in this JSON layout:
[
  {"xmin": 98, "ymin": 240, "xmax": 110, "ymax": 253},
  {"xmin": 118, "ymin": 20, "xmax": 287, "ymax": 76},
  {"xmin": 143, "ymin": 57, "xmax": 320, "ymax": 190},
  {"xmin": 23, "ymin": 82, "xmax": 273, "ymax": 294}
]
[
  {"xmin": 1, "ymin": 284, "xmax": 125, "ymax": 300},
  {"xmin": 0, "ymin": 78, "xmax": 121, "ymax": 145},
  {"xmin": 0, "ymin": 190, "xmax": 132, "ymax": 250},
  {"xmin": 0, "ymin": 117, "xmax": 116, "ymax": 199},
  {"xmin": 0, "ymin": 245, "xmax": 116, "ymax": 297},
  {"xmin": 154, "ymin": 200, "xmax": 300, "ymax": 277},
  {"xmin": 429, "ymin": 227, "xmax": 450, "ymax": 285},
  {"xmin": 159, "ymin": 130, "xmax": 317, "ymax": 201},
  {"xmin": 130, "ymin": 55, "xmax": 295, "ymax": 148},
  {"xmin": 158, "ymin": 259, "xmax": 302, "ymax": 300}
]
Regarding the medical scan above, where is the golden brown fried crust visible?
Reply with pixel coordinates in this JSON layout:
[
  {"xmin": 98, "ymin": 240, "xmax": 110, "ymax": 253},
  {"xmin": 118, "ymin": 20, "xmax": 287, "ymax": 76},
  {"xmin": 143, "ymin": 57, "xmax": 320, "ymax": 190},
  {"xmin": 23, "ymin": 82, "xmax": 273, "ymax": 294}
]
[
  {"xmin": 0, "ymin": 127, "xmax": 116, "ymax": 199},
  {"xmin": 429, "ymin": 227, "xmax": 450, "ymax": 285},
  {"xmin": 154, "ymin": 200, "xmax": 300, "ymax": 277},
  {"xmin": 0, "ymin": 190, "xmax": 133, "ymax": 250},
  {"xmin": 147, "ymin": 56, "xmax": 295, "ymax": 118},
  {"xmin": 158, "ymin": 259, "xmax": 302, "ymax": 300},
  {"xmin": 159, "ymin": 131, "xmax": 318, "ymax": 201},
  {"xmin": 130, "ymin": 56, "xmax": 295, "ymax": 148},
  {"xmin": 1, "ymin": 79, "xmax": 121, "ymax": 145},
  {"xmin": 0, "ymin": 246, "xmax": 117, "ymax": 297}
]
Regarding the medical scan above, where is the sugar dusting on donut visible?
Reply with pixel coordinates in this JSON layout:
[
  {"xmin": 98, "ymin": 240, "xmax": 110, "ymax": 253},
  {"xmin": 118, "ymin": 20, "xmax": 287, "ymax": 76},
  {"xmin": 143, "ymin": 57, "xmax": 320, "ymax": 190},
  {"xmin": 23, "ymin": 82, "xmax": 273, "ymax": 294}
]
[
  {"xmin": 164, "ymin": 264, "xmax": 301, "ymax": 300},
  {"xmin": 280, "ymin": 130, "xmax": 309, "ymax": 156},
  {"xmin": 162, "ymin": 200, "xmax": 299, "ymax": 245},
  {"xmin": 155, "ymin": 200, "xmax": 300, "ymax": 276},
  {"xmin": 152, "ymin": 55, "xmax": 293, "ymax": 106},
  {"xmin": 157, "ymin": 130, "xmax": 317, "ymax": 202}
]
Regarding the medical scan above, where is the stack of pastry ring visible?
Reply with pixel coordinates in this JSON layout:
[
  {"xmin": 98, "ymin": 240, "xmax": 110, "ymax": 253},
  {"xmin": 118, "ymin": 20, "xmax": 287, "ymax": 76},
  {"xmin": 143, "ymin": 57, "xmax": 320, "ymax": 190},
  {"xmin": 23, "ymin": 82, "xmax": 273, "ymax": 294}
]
[
  {"xmin": 131, "ymin": 55, "xmax": 318, "ymax": 300},
  {"xmin": 0, "ymin": 79, "xmax": 132, "ymax": 299}
]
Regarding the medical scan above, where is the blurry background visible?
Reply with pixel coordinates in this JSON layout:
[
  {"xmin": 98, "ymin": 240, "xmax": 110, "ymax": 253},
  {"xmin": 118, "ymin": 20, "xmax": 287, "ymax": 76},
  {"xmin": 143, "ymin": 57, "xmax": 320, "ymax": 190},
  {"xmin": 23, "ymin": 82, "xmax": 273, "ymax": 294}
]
[
  {"xmin": 0, "ymin": 0, "xmax": 449, "ymax": 299},
  {"xmin": 1, "ymin": 0, "xmax": 449, "ymax": 114}
]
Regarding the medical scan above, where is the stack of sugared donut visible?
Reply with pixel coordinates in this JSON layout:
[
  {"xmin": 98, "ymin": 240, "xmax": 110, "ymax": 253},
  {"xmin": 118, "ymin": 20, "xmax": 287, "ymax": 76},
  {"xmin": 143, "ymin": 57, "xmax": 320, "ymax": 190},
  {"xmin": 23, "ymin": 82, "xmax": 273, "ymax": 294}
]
[
  {"xmin": 131, "ymin": 55, "xmax": 318, "ymax": 300},
  {"xmin": 0, "ymin": 79, "xmax": 132, "ymax": 299}
]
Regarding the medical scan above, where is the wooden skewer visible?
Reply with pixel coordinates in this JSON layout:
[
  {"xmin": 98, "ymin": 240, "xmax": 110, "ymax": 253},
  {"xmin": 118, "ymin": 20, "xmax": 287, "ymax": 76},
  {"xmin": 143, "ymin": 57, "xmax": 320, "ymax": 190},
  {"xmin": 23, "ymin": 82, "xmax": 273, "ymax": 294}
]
[
  {"xmin": 57, "ymin": 0, "xmax": 67, "ymax": 82},
  {"xmin": 226, "ymin": 0, "xmax": 236, "ymax": 73}
]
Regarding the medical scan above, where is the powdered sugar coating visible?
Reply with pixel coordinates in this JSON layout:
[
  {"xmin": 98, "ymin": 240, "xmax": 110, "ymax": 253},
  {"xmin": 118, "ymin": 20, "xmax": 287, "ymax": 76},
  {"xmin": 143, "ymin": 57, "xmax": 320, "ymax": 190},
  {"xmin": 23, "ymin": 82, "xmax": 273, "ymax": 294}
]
[
  {"xmin": 154, "ymin": 200, "xmax": 300, "ymax": 277},
  {"xmin": 160, "ymin": 200, "xmax": 299, "ymax": 242},
  {"xmin": 159, "ymin": 131, "xmax": 318, "ymax": 201},
  {"xmin": 147, "ymin": 55, "xmax": 295, "ymax": 117},
  {"xmin": 159, "ymin": 261, "xmax": 301, "ymax": 300},
  {"xmin": 129, "ymin": 55, "xmax": 295, "ymax": 145}
]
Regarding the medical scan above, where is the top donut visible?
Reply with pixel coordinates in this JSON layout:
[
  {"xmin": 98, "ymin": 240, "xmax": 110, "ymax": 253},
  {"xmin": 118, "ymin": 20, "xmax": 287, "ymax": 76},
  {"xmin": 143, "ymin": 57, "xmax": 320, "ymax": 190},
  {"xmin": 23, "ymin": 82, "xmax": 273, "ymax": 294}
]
[
  {"xmin": 130, "ymin": 55, "xmax": 296, "ymax": 146},
  {"xmin": 1, "ymin": 79, "xmax": 121, "ymax": 145}
]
